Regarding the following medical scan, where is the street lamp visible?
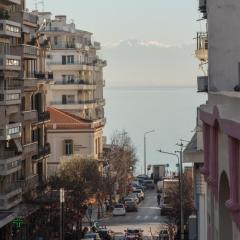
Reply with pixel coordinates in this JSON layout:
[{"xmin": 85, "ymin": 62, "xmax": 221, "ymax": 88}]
[
  {"xmin": 144, "ymin": 130, "xmax": 155, "ymax": 175},
  {"xmin": 157, "ymin": 149, "xmax": 184, "ymax": 240}
]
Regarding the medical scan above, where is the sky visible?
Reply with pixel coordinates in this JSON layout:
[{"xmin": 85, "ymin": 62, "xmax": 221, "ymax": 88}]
[{"xmin": 26, "ymin": 0, "xmax": 204, "ymax": 87}]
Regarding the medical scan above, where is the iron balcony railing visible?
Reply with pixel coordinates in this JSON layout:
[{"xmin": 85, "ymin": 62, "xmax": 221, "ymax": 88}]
[
  {"xmin": 55, "ymin": 79, "xmax": 96, "ymax": 85},
  {"xmin": 38, "ymin": 111, "xmax": 50, "ymax": 122},
  {"xmin": 32, "ymin": 143, "xmax": 51, "ymax": 161}
]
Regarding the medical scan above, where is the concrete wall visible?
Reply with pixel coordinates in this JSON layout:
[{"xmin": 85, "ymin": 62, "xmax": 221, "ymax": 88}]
[{"xmin": 208, "ymin": 0, "xmax": 240, "ymax": 91}]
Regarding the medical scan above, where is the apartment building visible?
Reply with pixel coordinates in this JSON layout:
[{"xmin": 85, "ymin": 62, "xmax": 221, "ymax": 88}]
[
  {"xmin": 35, "ymin": 13, "xmax": 106, "ymax": 175},
  {"xmin": 188, "ymin": 0, "xmax": 240, "ymax": 239},
  {"xmin": 38, "ymin": 13, "xmax": 106, "ymax": 121},
  {"xmin": 0, "ymin": 0, "xmax": 50, "ymax": 238}
]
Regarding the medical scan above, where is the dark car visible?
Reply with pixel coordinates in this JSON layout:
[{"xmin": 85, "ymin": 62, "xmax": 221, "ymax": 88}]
[
  {"xmin": 125, "ymin": 229, "xmax": 143, "ymax": 240},
  {"xmin": 98, "ymin": 229, "xmax": 112, "ymax": 240},
  {"xmin": 125, "ymin": 201, "xmax": 138, "ymax": 212},
  {"xmin": 142, "ymin": 180, "xmax": 155, "ymax": 189}
]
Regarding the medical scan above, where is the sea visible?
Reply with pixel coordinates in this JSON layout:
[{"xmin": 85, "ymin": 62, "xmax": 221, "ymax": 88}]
[{"xmin": 103, "ymin": 87, "xmax": 207, "ymax": 174}]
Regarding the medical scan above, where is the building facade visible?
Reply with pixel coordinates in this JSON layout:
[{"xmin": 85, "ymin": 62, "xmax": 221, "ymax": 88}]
[
  {"xmin": 0, "ymin": 0, "xmax": 50, "ymax": 238},
  {"xmin": 47, "ymin": 107, "xmax": 104, "ymax": 176},
  {"xmin": 191, "ymin": 0, "xmax": 240, "ymax": 239}
]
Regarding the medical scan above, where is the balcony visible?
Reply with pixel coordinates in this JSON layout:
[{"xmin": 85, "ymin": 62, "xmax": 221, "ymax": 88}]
[
  {"xmin": 3, "ymin": 0, "xmax": 21, "ymax": 5},
  {"xmin": 0, "ymin": 152, "xmax": 21, "ymax": 175},
  {"xmin": 93, "ymin": 41, "xmax": 101, "ymax": 50},
  {"xmin": 11, "ymin": 44, "xmax": 37, "ymax": 59},
  {"xmin": 195, "ymin": 32, "xmax": 208, "ymax": 62},
  {"xmin": 199, "ymin": 0, "xmax": 207, "ymax": 18},
  {"xmin": 32, "ymin": 143, "xmax": 51, "ymax": 161},
  {"xmin": 17, "ymin": 174, "xmax": 39, "ymax": 193},
  {"xmin": 0, "ymin": 55, "xmax": 21, "ymax": 71},
  {"xmin": 38, "ymin": 111, "xmax": 50, "ymax": 123},
  {"xmin": 0, "ymin": 183, "xmax": 22, "ymax": 210},
  {"xmin": 0, "ymin": 122, "xmax": 21, "ymax": 141},
  {"xmin": 23, "ymin": 142, "xmax": 38, "ymax": 156},
  {"xmin": 23, "ymin": 110, "xmax": 37, "ymax": 122},
  {"xmin": 51, "ymin": 99, "xmax": 97, "ymax": 110},
  {"xmin": 93, "ymin": 59, "xmax": 107, "ymax": 68},
  {"xmin": 47, "ymin": 61, "xmax": 97, "ymax": 71},
  {"xmin": 96, "ymin": 98, "xmax": 106, "ymax": 106},
  {"xmin": 0, "ymin": 89, "xmax": 21, "ymax": 106},
  {"xmin": 0, "ymin": 19, "xmax": 21, "ymax": 38},
  {"xmin": 23, "ymin": 12, "xmax": 38, "ymax": 26},
  {"xmin": 23, "ymin": 78, "xmax": 37, "ymax": 89},
  {"xmin": 52, "ymin": 79, "xmax": 97, "ymax": 91},
  {"xmin": 197, "ymin": 76, "xmax": 208, "ymax": 92}
]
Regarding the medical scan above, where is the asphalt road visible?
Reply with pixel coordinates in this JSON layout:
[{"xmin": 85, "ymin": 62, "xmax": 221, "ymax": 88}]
[{"xmin": 100, "ymin": 190, "xmax": 167, "ymax": 237}]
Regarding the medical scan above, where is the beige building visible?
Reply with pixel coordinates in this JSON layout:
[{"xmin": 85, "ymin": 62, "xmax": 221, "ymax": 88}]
[{"xmin": 47, "ymin": 107, "xmax": 105, "ymax": 176}]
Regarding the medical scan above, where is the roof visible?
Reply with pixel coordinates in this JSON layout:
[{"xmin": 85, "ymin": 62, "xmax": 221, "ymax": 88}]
[
  {"xmin": 184, "ymin": 133, "xmax": 197, "ymax": 152},
  {"xmin": 47, "ymin": 107, "xmax": 104, "ymax": 130}
]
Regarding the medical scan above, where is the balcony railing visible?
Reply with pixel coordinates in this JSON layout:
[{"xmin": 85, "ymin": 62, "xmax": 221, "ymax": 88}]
[
  {"xmin": 0, "ymin": 182, "xmax": 21, "ymax": 195},
  {"xmin": 0, "ymin": 54, "xmax": 21, "ymax": 71},
  {"xmin": 32, "ymin": 143, "xmax": 51, "ymax": 161},
  {"xmin": 0, "ymin": 122, "xmax": 21, "ymax": 140},
  {"xmin": 0, "ymin": 89, "xmax": 21, "ymax": 105},
  {"xmin": 11, "ymin": 44, "xmax": 37, "ymax": 58},
  {"xmin": 0, "ymin": 19, "xmax": 21, "ymax": 38},
  {"xmin": 55, "ymin": 79, "xmax": 96, "ymax": 85},
  {"xmin": 23, "ymin": 110, "xmax": 37, "ymax": 121},
  {"xmin": 38, "ymin": 111, "xmax": 50, "ymax": 122},
  {"xmin": 195, "ymin": 32, "xmax": 208, "ymax": 61},
  {"xmin": 0, "ymin": 152, "xmax": 22, "ymax": 175},
  {"xmin": 197, "ymin": 76, "xmax": 208, "ymax": 92},
  {"xmin": 93, "ymin": 41, "xmax": 101, "ymax": 50},
  {"xmin": 23, "ymin": 142, "xmax": 38, "ymax": 156}
]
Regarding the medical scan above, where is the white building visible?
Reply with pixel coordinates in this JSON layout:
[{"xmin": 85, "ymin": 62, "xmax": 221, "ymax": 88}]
[{"xmin": 38, "ymin": 14, "xmax": 106, "ymax": 121}]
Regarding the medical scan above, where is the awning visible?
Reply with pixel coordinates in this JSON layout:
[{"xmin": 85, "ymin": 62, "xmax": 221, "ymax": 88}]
[
  {"xmin": 14, "ymin": 204, "xmax": 39, "ymax": 218},
  {"xmin": 14, "ymin": 139, "xmax": 23, "ymax": 153},
  {"xmin": 183, "ymin": 133, "xmax": 203, "ymax": 163},
  {"xmin": 0, "ymin": 212, "xmax": 17, "ymax": 228}
]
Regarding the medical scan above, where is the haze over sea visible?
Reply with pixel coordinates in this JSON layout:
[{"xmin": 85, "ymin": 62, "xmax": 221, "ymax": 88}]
[{"xmin": 104, "ymin": 87, "xmax": 207, "ymax": 174}]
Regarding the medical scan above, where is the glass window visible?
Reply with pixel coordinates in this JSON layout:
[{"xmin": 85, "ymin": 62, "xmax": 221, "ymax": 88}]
[{"xmin": 65, "ymin": 140, "xmax": 73, "ymax": 155}]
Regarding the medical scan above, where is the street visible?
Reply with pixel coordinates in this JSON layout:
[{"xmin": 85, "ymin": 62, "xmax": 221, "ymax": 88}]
[{"xmin": 100, "ymin": 190, "xmax": 167, "ymax": 237}]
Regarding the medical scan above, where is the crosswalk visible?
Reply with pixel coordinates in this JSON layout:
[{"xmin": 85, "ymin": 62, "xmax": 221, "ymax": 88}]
[{"xmin": 121, "ymin": 215, "xmax": 162, "ymax": 221}]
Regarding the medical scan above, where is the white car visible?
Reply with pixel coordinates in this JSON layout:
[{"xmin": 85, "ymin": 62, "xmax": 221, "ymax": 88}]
[
  {"xmin": 113, "ymin": 203, "xmax": 126, "ymax": 216},
  {"xmin": 133, "ymin": 189, "xmax": 144, "ymax": 200}
]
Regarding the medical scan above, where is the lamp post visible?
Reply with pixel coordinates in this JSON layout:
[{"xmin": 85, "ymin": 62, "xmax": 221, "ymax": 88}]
[
  {"xmin": 60, "ymin": 188, "xmax": 65, "ymax": 240},
  {"xmin": 144, "ymin": 130, "xmax": 155, "ymax": 175},
  {"xmin": 157, "ymin": 149, "xmax": 184, "ymax": 240}
]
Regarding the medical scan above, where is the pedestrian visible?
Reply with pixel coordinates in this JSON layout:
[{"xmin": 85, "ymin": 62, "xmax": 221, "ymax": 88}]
[{"xmin": 157, "ymin": 193, "xmax": 161, "ymax": 206}]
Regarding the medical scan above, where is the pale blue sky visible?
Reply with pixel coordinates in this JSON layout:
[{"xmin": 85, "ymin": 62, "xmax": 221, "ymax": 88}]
[
  {"xmin": 26, "ymin": 0, "xmax": 202, "ymax": 86},
  {"xmin": 27, "ymin": 0, "xmax": 200, "ymax": 46}
]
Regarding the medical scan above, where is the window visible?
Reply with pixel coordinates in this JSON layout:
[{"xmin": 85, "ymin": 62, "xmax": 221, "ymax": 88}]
[
  {"xmin": 6, "ymin": 59, "xmax": 20, "ymax": 66},
  {"xmin": 62, "ymin": 55, "xmax": 74, "ymax": 65},
  {"xmin": 6, "ymin": 24, "xmax": 20, "ymax": 33},
  {"xmin": 64, "ymin": 140, "xmax": 73, "ymax": 155},
  {"xmin": 62, "ymin": 95, "xmax": 74, "ymax": 104},
  {"xmin": 54, "ymin": 36, "xmax": 58, "ymax": 45},
  {"xmin": 6, "ymin": 93, "xmax": 20, "ymax": 101}
]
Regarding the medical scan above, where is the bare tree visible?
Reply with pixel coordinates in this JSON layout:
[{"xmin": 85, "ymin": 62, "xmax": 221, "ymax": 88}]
[{"xmin": 103, "ymin": 130, "xmax": 138, "ymax": 197}]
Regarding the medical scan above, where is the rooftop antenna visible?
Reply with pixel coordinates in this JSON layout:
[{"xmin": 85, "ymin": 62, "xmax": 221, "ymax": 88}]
[{"xmin": 35, "ymin": 0, "xmax": 45, "ymax": 12}]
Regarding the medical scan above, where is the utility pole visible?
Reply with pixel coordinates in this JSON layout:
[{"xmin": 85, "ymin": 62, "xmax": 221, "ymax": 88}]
[
  {"xmin": 144, "ymin": 130, "xmax": 155, "ymax": 175},
  {"xmin": 176, "ymin": 141, "xmax": 185, "ymax": 240},
  {"xmin": 60, "ymin": 188, "xmax": 65, "ymax": 240}
]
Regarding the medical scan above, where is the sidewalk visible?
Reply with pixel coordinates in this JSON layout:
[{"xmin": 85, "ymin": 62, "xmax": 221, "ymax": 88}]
[{"xmin": 82, "ymin": 205, "xmax": 112, "ymax": 224}]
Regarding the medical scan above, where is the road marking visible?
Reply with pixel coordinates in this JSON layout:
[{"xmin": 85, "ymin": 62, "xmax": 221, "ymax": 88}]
[
  {"xmin": 144, "ymin": 216, "xmax": 149, "ymax": 220},
  {"xmin": 136, "ymin": 216, "xmax": 141, "ymax": 220},
  {"xmin": 154, "ymin": 216, "xmax": 159, "ymax": 220}
]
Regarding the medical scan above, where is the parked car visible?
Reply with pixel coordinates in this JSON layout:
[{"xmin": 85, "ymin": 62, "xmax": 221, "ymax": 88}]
[
  {"xmin": 159, "ymin": 229, "xmax": 170, "ymax": 240},
  {"xmin": 113, "ymin": 204, "xmax": 126, "ymax": 216},
  {"xmin": 142, "ymin": 179, "xmax": 155, "ymax": 189},
  {"xmin": 84, "ymin": 232, "xmax": 101, "ymax": 240},
  {"xmin": 125, "ymin": 229, "xmax": 143, "ymax": 240},
  {"xmin": 125, "ymin": 201, "xmax": 138, "ymax": 212},
  {"xmin": 112, "ymin": 232, "xmax": 125, "ymax": 240},
  {"xmin": 127, "ymin": 193, "xmax": 140, "ymax": 204},
  {"xmin": 132, "ymin": 189, "xmax": 144, "ymax": 200}
]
